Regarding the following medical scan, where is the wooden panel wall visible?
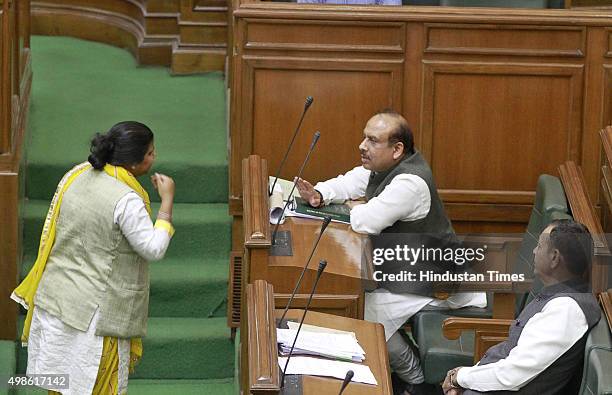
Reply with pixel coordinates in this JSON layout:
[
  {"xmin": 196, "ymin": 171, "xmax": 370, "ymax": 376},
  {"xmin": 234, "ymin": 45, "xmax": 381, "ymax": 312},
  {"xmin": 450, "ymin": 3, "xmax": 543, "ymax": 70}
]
[
  {"xmin": 229, "ymin": 6, "xmax": 612, "ymax": 241},
  {"xmin": 0, "ymin": 0, "xmax": 31, "ymax": 340}
]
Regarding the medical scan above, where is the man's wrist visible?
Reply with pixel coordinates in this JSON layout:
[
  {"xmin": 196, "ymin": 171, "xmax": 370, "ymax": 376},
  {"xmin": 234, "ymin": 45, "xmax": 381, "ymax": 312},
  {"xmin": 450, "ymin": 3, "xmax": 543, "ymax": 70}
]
[
  {"xmin": 449, "ymin": 368, "xmax": 462, "ymax": 389},
  {"xmin": 313, "ymin": 189, "xmax": 324, "ymax": 207}
]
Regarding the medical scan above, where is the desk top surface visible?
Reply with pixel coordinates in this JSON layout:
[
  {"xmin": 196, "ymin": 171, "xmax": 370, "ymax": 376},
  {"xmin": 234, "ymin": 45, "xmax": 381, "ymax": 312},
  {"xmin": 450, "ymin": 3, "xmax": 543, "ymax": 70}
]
[{"xmin": 280, "ymin": 309, "xmax": 392, "ymax": 395}]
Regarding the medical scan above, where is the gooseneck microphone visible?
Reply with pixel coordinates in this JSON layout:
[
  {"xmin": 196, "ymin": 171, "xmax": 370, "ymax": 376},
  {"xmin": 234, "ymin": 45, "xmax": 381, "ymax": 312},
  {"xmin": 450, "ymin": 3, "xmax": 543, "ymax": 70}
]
[
  {"xmin": 269, "ymin": 96, "xmax": 314, "ymax": 196},
  {"xmin": 280, "ymin": 260, "xmax": 328, "ymax": 388},
  {"xmin": 338, "ymin": 370, "xmax": 354, "ymax": 395},
  {"xmin": 271, "ymin": 131, "xmax": 321, "ymax": 245},
  {"xmin": 278, "ymin": 216, "xmax": 332, "ymax": 327}
]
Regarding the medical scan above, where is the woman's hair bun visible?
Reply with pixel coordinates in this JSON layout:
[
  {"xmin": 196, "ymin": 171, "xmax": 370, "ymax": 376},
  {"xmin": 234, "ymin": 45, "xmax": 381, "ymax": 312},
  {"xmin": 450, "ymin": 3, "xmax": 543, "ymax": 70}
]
[{"xmin": 88, "ymin": 132, "xmax": 115, "ymax": 169}]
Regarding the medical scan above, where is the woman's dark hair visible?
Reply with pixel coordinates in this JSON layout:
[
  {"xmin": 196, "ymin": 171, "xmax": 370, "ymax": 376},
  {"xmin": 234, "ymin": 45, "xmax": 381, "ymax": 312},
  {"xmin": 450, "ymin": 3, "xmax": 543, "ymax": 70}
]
[{"xmin": 88, "ymin": 121, "xmax": 154, "ymax": 170}]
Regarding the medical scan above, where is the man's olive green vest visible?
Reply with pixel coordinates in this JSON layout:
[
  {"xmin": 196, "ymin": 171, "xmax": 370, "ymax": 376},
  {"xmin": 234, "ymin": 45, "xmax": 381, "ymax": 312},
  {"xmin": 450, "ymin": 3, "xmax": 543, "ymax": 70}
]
[
  {"xmin": 366, "ymin": 150, "xmax": 457, "ymax": 295},
  {"xmin": 35, "ymin": 168, "xmax": 150, "ymax": 338}
]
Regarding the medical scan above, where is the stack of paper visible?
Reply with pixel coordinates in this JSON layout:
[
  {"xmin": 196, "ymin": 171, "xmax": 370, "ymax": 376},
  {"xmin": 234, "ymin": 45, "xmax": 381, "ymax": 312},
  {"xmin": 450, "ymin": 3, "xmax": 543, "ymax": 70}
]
[
  {"xmin": 276, "ymin": 328, "xmax": 366, "ymax": 362},
  {"xmin": 278, "ymin": 356, "xmax": 377, "ymax": 385}
]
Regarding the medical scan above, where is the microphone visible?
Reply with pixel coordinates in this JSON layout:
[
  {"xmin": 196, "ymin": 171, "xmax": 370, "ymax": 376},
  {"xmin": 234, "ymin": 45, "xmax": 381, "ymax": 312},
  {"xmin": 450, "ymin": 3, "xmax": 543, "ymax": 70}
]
[
  {"xmin": 269, "ymin": 96, "xmax": 314, "ymax": 196},
  {"xmin": 338, "ymin": 370, "xmax": 354, "ymax": 395},
  {"xmin": 278, "ymin": 215, "xmax": 332, "ymax": 327},
  {"xmin": 271, "ymin": 131, "xmax": 321, "ymax": 245},
  {"xmin": 280, "ymin": 260, "xmax": 328, "ymax": 388}
]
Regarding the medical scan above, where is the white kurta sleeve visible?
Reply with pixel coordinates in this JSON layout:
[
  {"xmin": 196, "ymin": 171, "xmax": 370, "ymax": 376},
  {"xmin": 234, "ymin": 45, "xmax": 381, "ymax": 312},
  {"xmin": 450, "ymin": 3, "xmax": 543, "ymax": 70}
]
[
  {"xmin": 349, "ymin": 174, "xmax": 430, "ymax": 235},
  {"xmin": 314, "ymin": 166, "xmax": 370, "ymax": 204},
  {"xmin": 114, "ymin": 192, "xmax": 174, "ymax": 262},
  {"xmin": 456, "ymin": 297, "xmax": 589, "ymax": 392}
]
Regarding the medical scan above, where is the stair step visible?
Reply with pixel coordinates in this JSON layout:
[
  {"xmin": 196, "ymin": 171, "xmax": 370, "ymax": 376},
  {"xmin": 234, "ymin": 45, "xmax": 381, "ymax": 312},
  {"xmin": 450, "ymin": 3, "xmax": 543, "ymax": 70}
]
[
  {"xmin": 172, "ymin": 47, "xmax": 226, "ymax": 74},
  {"xmin": 16, "ymin": 317, "xmax": 234, "ymax": 380},
  {"xmin": 20, "ymin": 255, "xmax": 228, "ymax": 318},
  {"xmin": 27, "ymin": 161, "xmax": 228, "ymax": 204},
  {"xmin": 128, "ymin": 378, "xmax": 234, "ymax": 394},
  {"xmin": 21, "ymin": 200, "xmax": 231, "ymax": 272},
  {"xmin": 180, "ymin": 23, "xmax": 227, "ymax": 45},
  {"xmin": 148, "ymin": 257, "xmax": 228, "ymax": 318},
  {"xmin": 132, "ymin": 317, "xmax": 234, "ymax": 379},
  {"xmin": 26, "ymin": 37, "xmax": 227, "ymax": 204}
]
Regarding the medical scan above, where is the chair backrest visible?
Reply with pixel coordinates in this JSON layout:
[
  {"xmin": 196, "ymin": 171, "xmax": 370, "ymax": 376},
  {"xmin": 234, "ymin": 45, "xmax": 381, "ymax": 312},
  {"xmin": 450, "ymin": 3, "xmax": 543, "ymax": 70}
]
[
  {"xmin": 513, "ymin": 174, "xmax": 573, "ymax": 314},
  {"xmin": 578, "ymin": 303, "xmax": 612, "ymax": 395}
]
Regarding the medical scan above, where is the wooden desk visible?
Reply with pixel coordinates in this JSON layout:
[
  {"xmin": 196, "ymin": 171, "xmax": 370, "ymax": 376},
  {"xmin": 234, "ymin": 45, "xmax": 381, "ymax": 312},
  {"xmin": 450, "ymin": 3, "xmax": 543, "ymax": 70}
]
[
  {"xmin": 243, "ymin": 280, "xmax": 392, "ymax": 395},
  {"xmin": 240, "ymin": 155, "xmax": 369, "ymax": 321},
  {"xmin": 230, "ymin": 154, "xmax": 525, "ymax": 332}
]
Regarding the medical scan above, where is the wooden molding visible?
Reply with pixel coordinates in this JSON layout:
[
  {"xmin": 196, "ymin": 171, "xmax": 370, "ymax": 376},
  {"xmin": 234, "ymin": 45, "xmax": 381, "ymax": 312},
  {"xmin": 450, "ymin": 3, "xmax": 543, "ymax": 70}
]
[
  {"xmin": 559, "ymin": 161, "xmax": 610, "ymax": 294},
  {"xmin": 242, "ymin": 155, "xmax": 271, "ymax": 247},
  {"xmin": 246, "ymin": 280, "xmax": 280, "ymax": 393},
  {"xmin": 599, "ymin": 289, "xmax": 612, "ymax": 331},
  {"xmin": 0, "ymin": 0, "xmax": 31, "ymax": 338},
  {"xmin": 424, "ymin": 23, "xmax": 586, "ymax": 58},
  {"xmin": 600, "ymin": 126, "xmax": 612, "ymax": 169}
]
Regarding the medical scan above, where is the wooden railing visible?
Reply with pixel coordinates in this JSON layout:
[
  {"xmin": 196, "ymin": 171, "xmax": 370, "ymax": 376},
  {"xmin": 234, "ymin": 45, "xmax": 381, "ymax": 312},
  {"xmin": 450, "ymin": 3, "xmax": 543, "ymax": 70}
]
[{"xmin": 0, "ymin": 0, "xmax": 31, "ymax": 340}]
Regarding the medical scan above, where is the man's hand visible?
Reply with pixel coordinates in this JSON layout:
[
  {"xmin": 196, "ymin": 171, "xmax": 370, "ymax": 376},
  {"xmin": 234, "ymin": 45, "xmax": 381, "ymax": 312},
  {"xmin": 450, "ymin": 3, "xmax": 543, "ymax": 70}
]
[
  {"xmin": 295, "ymin": 177, "xmax": 321, "ymax": 207},
  {"xmin": 442, "ymin": 368, "xmax": 463, "ymax": 395}
]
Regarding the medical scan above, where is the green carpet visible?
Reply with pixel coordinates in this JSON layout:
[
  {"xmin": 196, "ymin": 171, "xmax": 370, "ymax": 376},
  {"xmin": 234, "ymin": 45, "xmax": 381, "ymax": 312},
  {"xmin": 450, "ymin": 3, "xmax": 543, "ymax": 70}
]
[
  {"xmin": 26, "ymin": 36, "xmax": 228, "ymax": 204},
  {"xmin": 12, "ymin": 36, "xmax": 234, "ymax": 394}
]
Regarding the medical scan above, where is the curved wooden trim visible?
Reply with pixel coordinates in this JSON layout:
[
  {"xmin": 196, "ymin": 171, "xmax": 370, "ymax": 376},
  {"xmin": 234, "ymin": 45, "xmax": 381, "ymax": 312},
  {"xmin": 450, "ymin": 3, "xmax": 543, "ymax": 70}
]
[{"xmin": 32, "ymin": 2, "xmax": 145, "ymax": 56}]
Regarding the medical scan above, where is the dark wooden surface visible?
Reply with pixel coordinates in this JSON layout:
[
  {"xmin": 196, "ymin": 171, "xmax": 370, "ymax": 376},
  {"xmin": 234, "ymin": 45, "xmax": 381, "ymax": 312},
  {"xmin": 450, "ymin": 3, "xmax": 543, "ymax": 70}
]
[
  {"xmin": 0, "ymin": 0, "xmax": 31, "ymax": 340},
  {"xmin": 242, "ymin": 279, "xmax": 392, "ymax": 395}
]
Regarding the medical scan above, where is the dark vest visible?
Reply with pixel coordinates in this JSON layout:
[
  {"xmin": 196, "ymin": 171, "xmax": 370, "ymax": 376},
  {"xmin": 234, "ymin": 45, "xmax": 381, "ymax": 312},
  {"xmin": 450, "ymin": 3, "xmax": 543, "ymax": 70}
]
[
  {"xmin": 366, "ymin": 150, "xmax": 457, "ymax": 295},
  {"xmin": 473, "ymin": 280, "xmax": 601, "ymax": 395}
]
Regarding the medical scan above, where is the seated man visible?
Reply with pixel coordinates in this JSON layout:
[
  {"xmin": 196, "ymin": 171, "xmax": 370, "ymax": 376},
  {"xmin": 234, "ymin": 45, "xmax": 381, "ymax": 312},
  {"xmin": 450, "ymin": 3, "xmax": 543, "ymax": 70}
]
[
  {"xmin": 296, "ymin": 109, "xmax": 485, "ymax": 395},
  {"xmin": 443, "ymin": 220, "xmax": 601, "ymax": 395}
]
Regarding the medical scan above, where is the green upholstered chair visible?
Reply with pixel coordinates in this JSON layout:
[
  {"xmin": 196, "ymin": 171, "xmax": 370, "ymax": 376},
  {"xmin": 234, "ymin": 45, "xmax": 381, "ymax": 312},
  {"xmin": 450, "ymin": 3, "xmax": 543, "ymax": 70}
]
[
  {"xmin": 579, "ymin": 310, "xmax": 612, "ymax": 395},
  {"xmin": 412, "ymin": 174, "xmax": 572, "ymax": 384}
]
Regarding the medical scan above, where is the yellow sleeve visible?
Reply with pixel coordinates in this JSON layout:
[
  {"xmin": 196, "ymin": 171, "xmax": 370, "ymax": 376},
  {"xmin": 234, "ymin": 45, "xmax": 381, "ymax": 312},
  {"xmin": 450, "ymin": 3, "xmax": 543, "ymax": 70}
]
[{"xmin": 154, "ymin": 219, "xmax": 175, "ymax": 237}]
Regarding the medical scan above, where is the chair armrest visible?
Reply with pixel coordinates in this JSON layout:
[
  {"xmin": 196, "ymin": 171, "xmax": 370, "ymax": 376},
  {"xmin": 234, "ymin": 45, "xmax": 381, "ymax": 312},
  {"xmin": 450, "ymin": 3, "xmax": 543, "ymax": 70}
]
[
  {"xmin": 443, "ymin": 317, "xmax": 513, "ymax": 340},
  {"xmin": 443, "ymin": 317, "xmax": 513, "ymax": 363}
]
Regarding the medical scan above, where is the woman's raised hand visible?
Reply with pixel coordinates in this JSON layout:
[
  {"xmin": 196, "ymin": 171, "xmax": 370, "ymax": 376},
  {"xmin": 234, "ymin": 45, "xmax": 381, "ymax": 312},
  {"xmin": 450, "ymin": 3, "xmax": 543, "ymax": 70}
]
[{"xmin": 151, "ymin": 173, "xmax": 175, "ymax": 201}]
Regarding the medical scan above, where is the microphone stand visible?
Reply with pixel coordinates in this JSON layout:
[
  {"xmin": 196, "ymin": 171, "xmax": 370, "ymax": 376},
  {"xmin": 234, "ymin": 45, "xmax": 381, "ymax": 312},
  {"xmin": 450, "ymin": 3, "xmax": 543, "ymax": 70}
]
[
  {"xmin": 280, "ymin": 260, "xmax": 328, "ymax": 388},
  {"xmin": 278, "ymin": 216, "xmax": 331, "ymax": 327}
]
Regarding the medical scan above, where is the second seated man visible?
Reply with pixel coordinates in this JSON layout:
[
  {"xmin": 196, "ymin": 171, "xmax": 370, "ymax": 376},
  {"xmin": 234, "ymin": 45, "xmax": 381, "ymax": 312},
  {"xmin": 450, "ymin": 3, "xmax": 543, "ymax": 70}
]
[{"xmin": 296, "ymin": 109, "xmax": 486, "ymax": 395}]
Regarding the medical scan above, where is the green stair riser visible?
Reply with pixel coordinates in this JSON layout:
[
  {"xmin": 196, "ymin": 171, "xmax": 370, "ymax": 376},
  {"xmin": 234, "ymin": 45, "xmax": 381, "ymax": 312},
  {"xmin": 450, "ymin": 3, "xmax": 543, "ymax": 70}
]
[
  {"xmin": 21, "ymin": 202, "xmax": 232, "ymax": 266},
  {"xmin": 26, "ymin": 164, "xmax": 228, "ymax": 204},
  {"xmin": 16, "ymin": 317, "xmax": 234, "ymax": 380}
]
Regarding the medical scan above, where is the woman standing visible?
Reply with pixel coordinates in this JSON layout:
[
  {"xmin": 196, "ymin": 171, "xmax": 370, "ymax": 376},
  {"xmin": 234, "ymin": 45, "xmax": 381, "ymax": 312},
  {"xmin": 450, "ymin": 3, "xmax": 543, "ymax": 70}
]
[{"xmin": 12, "ymin": 121, "xmax": 175, "ymax": 394}]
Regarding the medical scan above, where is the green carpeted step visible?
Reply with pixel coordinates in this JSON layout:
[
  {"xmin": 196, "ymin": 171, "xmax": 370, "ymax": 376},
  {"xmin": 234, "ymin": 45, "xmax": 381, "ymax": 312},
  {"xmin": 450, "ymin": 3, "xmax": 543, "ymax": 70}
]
[
  {"xmin": 26, "ymin": 36, "xmax": 227, "ymax": 204},
  {"xmin": 148, "ymin": 257, "xmax": 228, "ymax": 318},
  {"xmin": 131, "ymin": 317, "xmax": 233, "ymax": 380},
  {"xmin": 16, "ymin": 317, "xmax": 234, "ymax": 380},
  {"xmin": 12, "ymin": 379, "xmax": 234, "ymax": 394},
  {"xmin": 18, "ymin": 255, "xmax": 228, "ymax": 319},
  {"xmin": 27, "ymin": 162, "xmax": 228, "ymax": 205},
  {"xmin": 21, "ymin": 200, "xmax": 231, "ymax": 277},
  {"xmin": 0, "ymin": 340, "xmax": 16, "ymax": 395},
  {"xmin": 128, "ymin": 378, "xmax": 234, "ymax": 395}
]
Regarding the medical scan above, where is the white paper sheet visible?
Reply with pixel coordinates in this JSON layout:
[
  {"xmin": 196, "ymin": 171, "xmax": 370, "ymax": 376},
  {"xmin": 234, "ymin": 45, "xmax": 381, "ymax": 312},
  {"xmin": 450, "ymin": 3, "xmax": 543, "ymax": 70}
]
[{"xmin": 278, "ymin": 356, "xmax": 378, "ymax": 385}]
